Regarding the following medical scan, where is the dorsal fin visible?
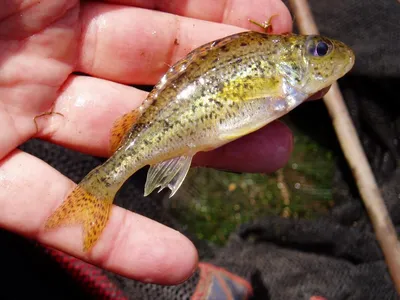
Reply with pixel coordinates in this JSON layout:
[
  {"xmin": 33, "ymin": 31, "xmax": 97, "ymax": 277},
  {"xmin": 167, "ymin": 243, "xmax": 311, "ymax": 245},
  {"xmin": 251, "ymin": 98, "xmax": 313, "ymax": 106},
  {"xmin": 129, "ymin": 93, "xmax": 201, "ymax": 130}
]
[
  {"xmin": 110, "ymin": 32, "xmax": 248, "ymax": 155},
  {"xmin": 107, "ymin": 44, "xmax": 215, "ymax": 155},
  {"xmin": 109, "ymin": 109, "xmax": 141, "ymax": 155}
]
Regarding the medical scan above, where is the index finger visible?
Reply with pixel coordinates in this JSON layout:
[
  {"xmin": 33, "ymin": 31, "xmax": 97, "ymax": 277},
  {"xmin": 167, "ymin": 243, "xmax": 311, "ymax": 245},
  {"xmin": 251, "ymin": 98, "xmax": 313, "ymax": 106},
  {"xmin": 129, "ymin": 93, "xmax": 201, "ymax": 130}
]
[
  {"xmin": 77, "ymin": 1, "xmax": 292, "ymax": 84},
  {"xmin": 104, "ymin": 0, "xmax": 292, "ymax": 32}
]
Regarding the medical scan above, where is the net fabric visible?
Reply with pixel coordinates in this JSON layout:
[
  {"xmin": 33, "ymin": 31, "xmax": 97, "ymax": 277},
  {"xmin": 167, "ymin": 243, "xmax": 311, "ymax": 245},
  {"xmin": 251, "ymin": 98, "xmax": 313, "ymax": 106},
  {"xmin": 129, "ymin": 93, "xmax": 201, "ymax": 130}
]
[
  {"xmin": 43, "ymin": 247, "xmax": 127, "ymax": 300},
  {"xmin": 1, "ymin": 0, "xmax": 400, "ymax": 299}
]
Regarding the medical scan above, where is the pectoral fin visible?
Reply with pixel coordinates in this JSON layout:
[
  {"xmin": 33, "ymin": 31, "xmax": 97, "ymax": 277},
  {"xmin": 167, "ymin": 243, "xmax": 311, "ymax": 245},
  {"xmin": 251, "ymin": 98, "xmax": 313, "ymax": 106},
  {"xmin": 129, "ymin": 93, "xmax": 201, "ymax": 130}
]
[
  {"xmin": 144, "ymin": 155, "xmax": 193, "ymax": 198},
  {"xmin": 109, "ymin": 109, "xmax": 141, "ymax": 155}
]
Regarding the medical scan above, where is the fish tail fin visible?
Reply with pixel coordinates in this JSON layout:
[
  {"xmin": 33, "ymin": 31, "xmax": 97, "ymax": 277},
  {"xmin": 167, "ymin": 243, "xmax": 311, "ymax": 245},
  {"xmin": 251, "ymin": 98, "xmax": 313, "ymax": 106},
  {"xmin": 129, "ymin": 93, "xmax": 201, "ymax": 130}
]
[{"xmin": 44, "ymin": 179, "xmax": 113, "ymax": 252}]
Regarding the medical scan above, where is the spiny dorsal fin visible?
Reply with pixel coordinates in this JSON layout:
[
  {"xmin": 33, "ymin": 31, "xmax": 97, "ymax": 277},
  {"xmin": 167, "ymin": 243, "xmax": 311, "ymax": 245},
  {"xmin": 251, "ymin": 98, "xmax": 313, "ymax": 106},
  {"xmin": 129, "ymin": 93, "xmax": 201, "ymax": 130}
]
[
  {"xmin": 144, "ymin": 155, "xmax": 192, "ymax": 198},
  {"xmin": 109, "ymin": 109, "xmax": 141, "ymax": 155}
]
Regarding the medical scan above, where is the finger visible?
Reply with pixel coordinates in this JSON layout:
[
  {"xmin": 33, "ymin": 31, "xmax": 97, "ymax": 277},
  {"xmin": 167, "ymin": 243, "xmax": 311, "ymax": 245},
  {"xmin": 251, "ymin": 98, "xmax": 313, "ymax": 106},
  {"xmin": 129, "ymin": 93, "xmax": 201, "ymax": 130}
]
[
  {"xmin": 35, "ymin": 75, "xmax": 293, "ymax": 173},
  {"xmin": 0, "ymin": 149, "xmax": 198, "ymax": 284},
  {"xmin": 34, "ymin": 74, "xmax": 147, "ymax": 157},
  {"xmin": 103, "ymin": 0, "xmax": 292, "ymax": 31},
  {"xmin": 77, "ymin": 2, "xmax": 292, "ymax": 84}
]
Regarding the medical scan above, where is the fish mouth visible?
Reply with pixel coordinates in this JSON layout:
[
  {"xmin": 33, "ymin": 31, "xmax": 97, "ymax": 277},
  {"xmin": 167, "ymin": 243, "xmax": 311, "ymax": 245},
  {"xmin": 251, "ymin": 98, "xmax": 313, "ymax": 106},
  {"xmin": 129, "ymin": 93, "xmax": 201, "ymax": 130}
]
[
  {"xmin": 331, "ymin": 40, "xmax": 355, "ymax": 78},
  {"xmin": 332, "ymin": 49, "xmax": 355, "ymax": 81},
  {"xmin": 342, "ymin": 49, "xmax": 355, "ymax": 75},
  {"xmin": 342, "ymin": 48, "xmax": 356, "ymax": 75}
]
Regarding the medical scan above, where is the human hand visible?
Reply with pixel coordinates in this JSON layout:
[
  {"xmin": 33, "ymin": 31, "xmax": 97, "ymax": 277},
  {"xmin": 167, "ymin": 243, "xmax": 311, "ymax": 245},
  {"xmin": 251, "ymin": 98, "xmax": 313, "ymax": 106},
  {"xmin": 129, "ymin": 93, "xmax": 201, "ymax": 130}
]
[{"xmin": 0, "ymin": 0, "xmax": 292, "ymax": 284}]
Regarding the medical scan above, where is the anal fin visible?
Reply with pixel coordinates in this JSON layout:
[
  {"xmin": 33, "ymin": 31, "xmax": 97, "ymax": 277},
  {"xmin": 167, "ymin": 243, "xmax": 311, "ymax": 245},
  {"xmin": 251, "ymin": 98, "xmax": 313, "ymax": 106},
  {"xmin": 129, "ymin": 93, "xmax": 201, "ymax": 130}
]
[
  {"xmin": 110, "ymin": 109, "xmax": 141, "ymax": 155},
  {"xmin": 144, "ymin": 156, "xmax": 193, "ymax": 198}
]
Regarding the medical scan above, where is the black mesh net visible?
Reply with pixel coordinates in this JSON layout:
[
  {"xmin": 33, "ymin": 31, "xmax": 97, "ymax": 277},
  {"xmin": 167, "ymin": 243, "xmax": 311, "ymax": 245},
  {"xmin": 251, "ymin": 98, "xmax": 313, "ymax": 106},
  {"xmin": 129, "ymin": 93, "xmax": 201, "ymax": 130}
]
[{"xmin": 1, "ymin": 0, "xmax": 400, "ymax": 299}]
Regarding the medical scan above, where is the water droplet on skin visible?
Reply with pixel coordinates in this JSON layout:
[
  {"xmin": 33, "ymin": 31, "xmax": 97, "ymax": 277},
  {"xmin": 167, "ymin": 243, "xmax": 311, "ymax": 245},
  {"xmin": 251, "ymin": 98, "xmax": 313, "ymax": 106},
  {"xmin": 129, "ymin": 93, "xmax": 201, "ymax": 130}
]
[
  {"xmin": 74, "ymin": 95, "xmax": 86, "ymax": 107},
  {"xmin": 95, "ymin": 15, "xmax": 108, "ymax": 32}
]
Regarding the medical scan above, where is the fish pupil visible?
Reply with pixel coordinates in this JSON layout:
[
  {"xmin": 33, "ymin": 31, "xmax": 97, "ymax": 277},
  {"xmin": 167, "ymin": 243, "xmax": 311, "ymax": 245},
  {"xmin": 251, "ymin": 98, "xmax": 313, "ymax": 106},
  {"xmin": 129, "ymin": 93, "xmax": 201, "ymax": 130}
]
[{"xmin": 316, "ymin": 41, "xmax": 329, "ymax": 56}]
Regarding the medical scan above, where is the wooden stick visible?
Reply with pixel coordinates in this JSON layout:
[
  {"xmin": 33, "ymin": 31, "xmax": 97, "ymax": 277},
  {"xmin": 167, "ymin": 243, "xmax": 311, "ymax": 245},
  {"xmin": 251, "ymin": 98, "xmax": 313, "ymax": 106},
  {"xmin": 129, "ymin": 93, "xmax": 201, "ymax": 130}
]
[{"xmin": 289, "ymin": 0, "xmax": 400, "ymax": 294}]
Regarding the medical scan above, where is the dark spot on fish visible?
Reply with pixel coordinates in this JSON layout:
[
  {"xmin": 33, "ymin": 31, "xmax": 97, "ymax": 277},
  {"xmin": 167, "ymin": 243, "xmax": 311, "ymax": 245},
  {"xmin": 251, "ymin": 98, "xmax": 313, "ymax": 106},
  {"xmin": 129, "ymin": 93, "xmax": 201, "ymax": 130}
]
[
  {"xmin": 209, "ymin": 98, "xmax": 223, "ymax": 108},
  {"xmin": 221, "ymin": 45, "xmax": 229, "ymax": 52},
  {"xmin": 163, "ymin": 120, "xmax": 172, "ymax": 128},
  {"xmin": 240, "ymin": 42, "xmax": 248, "ymax": 47},
  {"xmin": 174, "ymin": 38, "xmax": 180, "ymax": 45}
]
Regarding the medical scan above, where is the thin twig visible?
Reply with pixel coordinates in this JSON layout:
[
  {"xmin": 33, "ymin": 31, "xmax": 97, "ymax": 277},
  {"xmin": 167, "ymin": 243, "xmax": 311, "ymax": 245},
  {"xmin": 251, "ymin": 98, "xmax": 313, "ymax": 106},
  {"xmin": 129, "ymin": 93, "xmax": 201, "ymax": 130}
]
[
  {"xmin": 289, "ymin": 0, "xmax": 400, "ymax": 294},
  {"xmin": 277, "ymin": 169, "xmax": 291, "ymax": 218}
]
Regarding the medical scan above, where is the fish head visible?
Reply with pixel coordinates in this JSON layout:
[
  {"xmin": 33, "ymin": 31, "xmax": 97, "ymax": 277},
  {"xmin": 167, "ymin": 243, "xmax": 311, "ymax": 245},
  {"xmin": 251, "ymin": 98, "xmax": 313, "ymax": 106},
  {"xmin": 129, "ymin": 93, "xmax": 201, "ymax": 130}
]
[
  {"xmin": 299, "ymin": 35, "xmax": 355, "ymax": 94},
  {"xmin": 277, "ymin": 34, "xmax": 355, "ymax": 96}
]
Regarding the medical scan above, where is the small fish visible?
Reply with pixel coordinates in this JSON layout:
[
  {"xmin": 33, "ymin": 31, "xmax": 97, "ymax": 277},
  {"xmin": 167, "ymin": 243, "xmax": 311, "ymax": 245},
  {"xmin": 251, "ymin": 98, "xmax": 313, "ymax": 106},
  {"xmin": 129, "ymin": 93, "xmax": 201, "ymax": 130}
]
[{"xmin": 45, "ymin": 28, "xmax": 355, "ymax": 251}]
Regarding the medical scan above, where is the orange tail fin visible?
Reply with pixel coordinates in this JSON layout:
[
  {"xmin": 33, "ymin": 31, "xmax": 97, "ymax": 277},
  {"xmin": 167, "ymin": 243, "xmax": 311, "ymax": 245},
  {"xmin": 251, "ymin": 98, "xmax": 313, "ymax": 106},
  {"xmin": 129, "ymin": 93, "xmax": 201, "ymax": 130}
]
[{"xmin": 44, "ymin": 185, "xmax": 112, "ymax": 252}]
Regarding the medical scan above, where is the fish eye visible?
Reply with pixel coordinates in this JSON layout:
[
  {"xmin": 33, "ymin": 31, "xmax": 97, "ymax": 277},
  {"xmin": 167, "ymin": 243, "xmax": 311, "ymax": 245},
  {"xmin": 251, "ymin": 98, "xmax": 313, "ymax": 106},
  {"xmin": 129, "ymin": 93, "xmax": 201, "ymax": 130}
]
[{"xmin": 308, "ymin": 40, "xmax": 331, "ymax": 57}]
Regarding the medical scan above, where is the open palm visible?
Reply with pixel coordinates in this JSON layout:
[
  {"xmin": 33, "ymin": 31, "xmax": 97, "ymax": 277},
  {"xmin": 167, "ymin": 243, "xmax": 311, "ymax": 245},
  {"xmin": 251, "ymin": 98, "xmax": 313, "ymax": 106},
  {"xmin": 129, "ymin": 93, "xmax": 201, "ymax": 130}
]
[{"xmin": 0, "ymin": 0, "xmax": 292, "ymax": 284}]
